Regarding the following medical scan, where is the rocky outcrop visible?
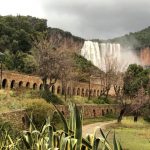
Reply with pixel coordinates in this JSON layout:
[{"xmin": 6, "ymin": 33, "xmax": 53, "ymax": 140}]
[
  {"xmin": 140, "ymin": 46, "xmax": 150, "ymax": 66},
  {"xmin": 48, "ymin": 27, "xmax": 84, "ymax": 53}
]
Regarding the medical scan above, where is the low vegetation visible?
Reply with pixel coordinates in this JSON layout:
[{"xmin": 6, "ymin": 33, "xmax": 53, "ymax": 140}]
[
  {"xmin": 0, "ymin": 103, "xmax": 122, "ymax": 150},
  {"xmin": 105, "ymin": 117, "xmax": 150, "ymax": 150}
]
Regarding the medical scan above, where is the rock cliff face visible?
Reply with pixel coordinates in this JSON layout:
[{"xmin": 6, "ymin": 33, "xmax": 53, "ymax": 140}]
[
  {"xmin": 48, "ymin": 27, "xmax": 84, "ymax": 53},
  {"xmin": 140, "ymin": 47, "xmax": 150, "ymax": 66},
  {"xmin": 47, "ymin": 27, "xmax": 150, "ymax": 67}
]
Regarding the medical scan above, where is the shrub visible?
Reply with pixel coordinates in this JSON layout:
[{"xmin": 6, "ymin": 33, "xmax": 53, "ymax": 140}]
[
  {"xmin": 21, "ymin": 99, "xmax": 54, "ymax": 129},
  {"xmin": 142, "ymin": 106, "xmax": 150, "ymax": 122},
  {"xmin": 93, "ymin": 96, "xmax": 110, "ymax": 104},
  {"xmin": 40, "ymin": 90, "xmax": 64, "ymax": 104}
]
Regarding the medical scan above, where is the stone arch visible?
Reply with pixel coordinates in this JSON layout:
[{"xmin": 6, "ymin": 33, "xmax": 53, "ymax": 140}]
[
  {"xmin": 61, "ymin": 111, "xmax": 64, "ymax": 115},
  {"xmin": 10, "ymin": 80, "xmax": 15, "ymax": 89},
  {"xmin": 93, "ymin": 109, "xmax": 96, "ymax": 117},
  {"xmin": 39, "ymin": 84, "xmax": 43, "ymax": 90},
  {"xmin": 19, "ymin": 81, "xmax": 23, "ymax": 88},
  {"xmin": 72, "ymin": 88, "xmax": 76, "ymax": 96},
  {"xmin": 52, "ymin": 85, "xmax": 55, "ymax": 93},
  {"xmin": 110, "ymin": 109, "xmax": 113, "ymax": 113},
  {"xmin": 77, "ymin": 88, "xmax": 80, "ymax": 96},
  {"xmin": 85, "ymin": 89, "xmax": 89, "ymax": 97},
  {"xmin": 33, "ymin": 83, "xmax": 37, "ymax": 90},
  {"xmin": 62, "ymin": 87, "xmax": 65, "ymax": 95},
  {"xmin": 106, "ymin": 109, "xmax": 109, "ymax": 114},
  {"xmin": 67, "ymin": 87, "xmax": 71, "ymax": 95},
  {"xmin": 2, "ymin": 79, "xmax": 8, "ymax": 89},
  {"xmin": 90, "ymin": 89, "xmax": 93, "ymax": 96},
  {"xmin": 26, "ymin": 82, "xmax": 30, "ymax": 88},
  {"xmin": 97, "ymin": 90, "xmax": 100, "ymax": 97},
  {"xmin": 81, "ymin": 88, "xmax": 85, "ymax": 97},
  {"xmin": 57, "ymin": 86, "xmax": 61, "ymax": 94},
  {"xmin": 93, "ymin": 89, "xmax": 96, "ymax": 97},
  {"xmin": 102, "ymin": 109, "xmax": 105, "ymax": 116}
]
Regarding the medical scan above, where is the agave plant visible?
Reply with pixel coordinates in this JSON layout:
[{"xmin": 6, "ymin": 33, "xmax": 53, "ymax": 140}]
[{"xmin": 52, "ymin": 103, "xmax": 123, "ymax": 150}]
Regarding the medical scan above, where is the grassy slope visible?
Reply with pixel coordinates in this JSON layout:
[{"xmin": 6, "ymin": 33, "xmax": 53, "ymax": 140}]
[
  {"xmin": 105, "ymin": 117, "xmax": 150, "ymax": 150},
  {"xmin": 0, "ymin": 89, "xmax": 99, "ymax": 113}
]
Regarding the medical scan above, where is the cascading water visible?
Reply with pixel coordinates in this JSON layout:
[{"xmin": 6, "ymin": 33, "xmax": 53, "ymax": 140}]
[{"xmin": 81, "ymin": 41, "xmax": 140, "ymax": 72}]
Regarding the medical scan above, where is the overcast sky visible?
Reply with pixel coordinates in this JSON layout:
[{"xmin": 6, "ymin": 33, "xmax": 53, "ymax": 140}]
[{"xmin": 0, "ymin": 0, "xmax": 150, "ymax": 39}]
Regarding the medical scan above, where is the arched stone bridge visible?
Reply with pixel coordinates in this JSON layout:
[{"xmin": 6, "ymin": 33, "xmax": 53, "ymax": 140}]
[{"xmin": 1, "ymin": 71, "xmax": 106, "ymax": 97}]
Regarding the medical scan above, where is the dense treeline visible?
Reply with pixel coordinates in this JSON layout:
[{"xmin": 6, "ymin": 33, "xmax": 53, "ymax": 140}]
[
  {"xmin": 0, "ymin": 15, "xmax": 47, "ymax": 53},
  {"xmin": 0, "ymin": 15, "xmax": 47, "ymax": 73},
  {"xmin": 109, "ymin": 26, "xmax": 150, "ymax": 49}
]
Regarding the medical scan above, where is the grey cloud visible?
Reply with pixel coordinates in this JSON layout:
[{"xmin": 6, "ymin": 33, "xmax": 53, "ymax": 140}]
[{"xmin": 42, "ymin": 0, "xmax": 150, "ymax": 39}]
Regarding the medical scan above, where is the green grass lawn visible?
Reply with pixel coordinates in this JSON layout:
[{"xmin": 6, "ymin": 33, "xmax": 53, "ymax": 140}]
[{"xmin": 105, "ymin": 117, "xmax": 150, "ymax": 150}]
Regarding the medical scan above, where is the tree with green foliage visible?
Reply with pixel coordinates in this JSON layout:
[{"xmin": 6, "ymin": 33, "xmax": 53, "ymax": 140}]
[{"xmin": 118, "ymin": 64, "xmax": 150, "ymax": 123}]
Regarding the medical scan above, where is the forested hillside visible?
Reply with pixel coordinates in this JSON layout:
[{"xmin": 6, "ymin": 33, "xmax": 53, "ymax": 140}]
[
  {"xmin": 0, "ymin": 15, "xmax": 99, "ymax": 80},
  {"xmin": 0, "ymin": 15, "xmax": 84, "ymax": 74},
  {"xmin": 109, "ymin": 26, "xmax": 150, "ymax": 49}
]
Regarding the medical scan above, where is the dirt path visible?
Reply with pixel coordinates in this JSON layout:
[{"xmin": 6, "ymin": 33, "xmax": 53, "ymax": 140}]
[{"xmin": 82, "ymin": 120, "xmax": 116, "ymax": 137}]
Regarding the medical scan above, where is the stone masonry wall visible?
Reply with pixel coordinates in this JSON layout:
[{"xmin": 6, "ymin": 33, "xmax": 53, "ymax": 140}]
[
  {"xmin": 2, "ymin": 71, "xmax": 115, "ymax": 97},
  {"xmin": 0, "ymin": 104, "xmax": 119, "ymax": 129}
]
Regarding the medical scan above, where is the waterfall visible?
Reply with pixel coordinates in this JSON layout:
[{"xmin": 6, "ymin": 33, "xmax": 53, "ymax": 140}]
[{"xmin": 81, "ymin": 41, "xmax": 140, "ymax": 72}]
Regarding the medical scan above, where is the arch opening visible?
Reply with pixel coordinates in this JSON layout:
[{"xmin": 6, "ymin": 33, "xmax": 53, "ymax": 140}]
[
  {"xmin": 33, "ymin": 83, "xmax": 37, "ymax": 90},
  {"xmin": 77, "ymin": 88, "xmax": 80, "ymax": 96},
  {"xmin": 67, "ymin": 87, "xmax": 71, "ymax": 95},
  {"xmin": 39, "ymin": 84, "xmax": 43, "ymax": 90},
  {"xmin": 57, "ymin": 86, "xmax": 61, "ymax": 94},
  {"xmin": 26, "ymin": 82, "xmax": 30, "ymax": 88},
  {"xmin": 19, "ymin": 81, "xmax": 23, "ymax": 88},
  {"xmin": 52, "ymin": 85, "xmax": 55, "ymax": 93},
  {"xmin": 72, "ymin": 88, "xmax": 76, "ymax": 96},
  {"xmin": 10, "ymin": 80, "xmax": 15, "ymax": 89},
  {"xmin": 2, "ymin": 79, "xmax": 7, "ymax": 89},
  {"xmin": 102, "ymin": 109, "xmax": 105, "ymax": 116},
  {"xmin": 82, "ymin": 88, "xmax": 84, "ymax": 97},
  {"xmin": 93, "ymin": 109, "xmax": 96, "ymax": 117}
]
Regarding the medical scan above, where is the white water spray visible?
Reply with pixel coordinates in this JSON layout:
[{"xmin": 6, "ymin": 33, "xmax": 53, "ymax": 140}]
[{"xmin": 81, "ymin": 41, "xmax": 141, "ymax": 72}]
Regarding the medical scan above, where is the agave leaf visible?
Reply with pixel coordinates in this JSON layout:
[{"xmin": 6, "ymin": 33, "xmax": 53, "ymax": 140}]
[
  {"xmin": 68, "ymin": 103, "xmax": 76, "ymax": 132},
  {"xmin": 106, "ymin": 130, "xmax": 110, "ymax": 139},
  {"xmin": 69, "ymin": 138, "xmax": 77, "ymax": 150},
  {"xmin": 22, "ymin": 134, "xmax": 32, "ymax": 149},
  {"xmin": 118, "ymin": 141, "xmax": 123, "ymax": 150},
  {"xmin": 59, "ymin": 132, "xmax": 66, "ymax": 149},
  {"xmin": 113, "ymin": 132, "xmax": 118, "ymax": 150},
  {"xmin": 53, "ymin": 104, "xmax": 69, "ymax": 134},
  {"xmin": 47, "ymin": 125, "xmax": 53, "ymax": 149},
  {"xmin": 74, "ymin": 104, "xmax": 82, "ymax": 150},
  {"xmin": 113, "ymin": 132, "xmax": 123, "ymax": 150},
  {"xmin": 85, "ymin": 134, "xmax": 94, "ymax": 146},
  {"xmin": 100, "ymin": 128, "xmax": 110, "ymax": 144},
  {"xmin": 28, "ymin": 113, "xmax": 37, "ymax": 132},
  {"xmin": 82, "ymin": 136, "xmax": 93, "ymax": 149},
  {"xmin": 60, "ymin": 136, "xmax": 71, "ymax": 150}
]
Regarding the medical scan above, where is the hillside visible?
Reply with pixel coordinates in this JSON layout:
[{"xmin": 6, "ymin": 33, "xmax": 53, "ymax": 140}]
[
  {"xmin": 0, "ymin": 15, "xmax": 102, "ymax": 80},
  {"xmin": 109, "ymin": 26, "xmax": 150, "ymax": 49},
  {"xmin": 0, "ymin": 15, "xmax": 84, "ymax": 74}
]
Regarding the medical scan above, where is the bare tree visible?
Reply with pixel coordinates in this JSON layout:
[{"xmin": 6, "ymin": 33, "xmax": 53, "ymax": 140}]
[
  {"xmin": 59, "ymin": 53, "xmax": 78, "ymax": 101},
  {"xmin": 99, "ymin": 55, "xmax": 118, "ymax": 100},
  {"xmin": 33, "ymin": 33, "xmax": 71, "ymax": 91}
]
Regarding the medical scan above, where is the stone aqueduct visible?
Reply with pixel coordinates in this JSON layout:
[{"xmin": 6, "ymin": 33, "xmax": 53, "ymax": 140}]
[
  {"xmin": 2, "ymin": 71, "xmax": 107, "ymax": 97},
  {"xmin": 0, "ymin": 71, "xmax": 119, "ymax": 128}
]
